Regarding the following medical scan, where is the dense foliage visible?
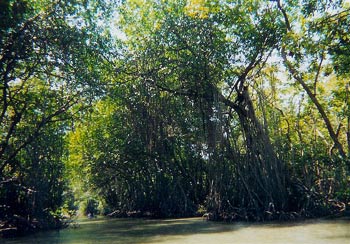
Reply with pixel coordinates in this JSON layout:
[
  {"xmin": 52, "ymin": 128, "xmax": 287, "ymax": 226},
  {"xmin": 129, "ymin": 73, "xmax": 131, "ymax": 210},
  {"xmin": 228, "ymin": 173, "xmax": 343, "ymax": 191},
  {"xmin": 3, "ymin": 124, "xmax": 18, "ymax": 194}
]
[
  {"xmin": 1, "ymin": 0, "xmax": 350, "ymax": 237},
  {"xmin": 0, "ymin": 0, "xmax": 114, "ymax": 237}
]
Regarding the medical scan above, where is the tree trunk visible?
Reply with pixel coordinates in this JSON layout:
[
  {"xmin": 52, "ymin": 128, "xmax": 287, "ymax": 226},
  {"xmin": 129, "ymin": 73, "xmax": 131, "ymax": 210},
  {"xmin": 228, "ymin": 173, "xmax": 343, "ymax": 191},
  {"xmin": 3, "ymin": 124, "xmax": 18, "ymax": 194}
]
[{"xmin": 220, "ymin": 87, "xmax": 287, "ymax": 213}]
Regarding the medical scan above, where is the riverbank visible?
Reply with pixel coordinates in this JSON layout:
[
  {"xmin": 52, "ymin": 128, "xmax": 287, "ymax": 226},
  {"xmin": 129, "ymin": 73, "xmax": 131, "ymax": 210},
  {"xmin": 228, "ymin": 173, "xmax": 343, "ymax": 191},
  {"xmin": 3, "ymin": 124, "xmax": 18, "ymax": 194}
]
[{"xmin": 0, "ymin": 214, "xmax": 70, "ymax": 238}]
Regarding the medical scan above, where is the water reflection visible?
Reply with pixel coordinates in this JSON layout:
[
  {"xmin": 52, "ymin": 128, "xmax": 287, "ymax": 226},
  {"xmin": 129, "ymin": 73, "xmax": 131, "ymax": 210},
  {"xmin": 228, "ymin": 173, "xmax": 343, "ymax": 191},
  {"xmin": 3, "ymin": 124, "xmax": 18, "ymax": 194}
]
[{"xmin": 3, "ymin": 217, "xmax": 350, "ymax": 244}]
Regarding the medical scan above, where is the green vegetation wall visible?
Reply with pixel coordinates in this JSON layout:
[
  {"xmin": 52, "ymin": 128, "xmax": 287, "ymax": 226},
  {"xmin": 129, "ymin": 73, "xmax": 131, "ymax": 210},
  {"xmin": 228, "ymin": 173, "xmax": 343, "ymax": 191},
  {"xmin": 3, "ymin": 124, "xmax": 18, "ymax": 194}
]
[
  {"xmin": 0, "ymin": 0, "xmax": 115, "ymax": 236},
  {"xmin": 67, "ymin": 0, "xmax": 350, "ymax": 220},
  {"xmin": 2, "ymin": 0, "xmax": 350, "ymax": 237}
]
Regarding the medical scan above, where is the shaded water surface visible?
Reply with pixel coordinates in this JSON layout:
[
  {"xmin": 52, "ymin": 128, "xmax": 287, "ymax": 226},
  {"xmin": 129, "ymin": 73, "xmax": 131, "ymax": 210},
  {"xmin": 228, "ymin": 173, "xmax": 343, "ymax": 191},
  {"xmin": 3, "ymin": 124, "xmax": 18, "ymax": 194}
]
[{"xmin": 3, "ymin": 217, "xmax": 350, "ymax": 244}]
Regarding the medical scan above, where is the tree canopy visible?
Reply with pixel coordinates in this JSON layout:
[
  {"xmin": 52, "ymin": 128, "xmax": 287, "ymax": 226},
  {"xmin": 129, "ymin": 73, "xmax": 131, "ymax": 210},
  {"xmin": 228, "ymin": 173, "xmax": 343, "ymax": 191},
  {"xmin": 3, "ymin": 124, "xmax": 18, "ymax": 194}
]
[{"xmin": 1, "ymin": 0, "xmax": 350, "ymax": 237}]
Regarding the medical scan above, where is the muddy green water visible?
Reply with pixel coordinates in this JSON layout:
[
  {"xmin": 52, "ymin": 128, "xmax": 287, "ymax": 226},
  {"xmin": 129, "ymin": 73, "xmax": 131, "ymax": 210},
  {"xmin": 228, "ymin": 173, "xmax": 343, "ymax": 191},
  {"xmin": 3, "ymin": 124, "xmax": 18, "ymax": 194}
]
[{"xmin": 3, "ymin": 217, "xmax": 350, "ymax": 244}]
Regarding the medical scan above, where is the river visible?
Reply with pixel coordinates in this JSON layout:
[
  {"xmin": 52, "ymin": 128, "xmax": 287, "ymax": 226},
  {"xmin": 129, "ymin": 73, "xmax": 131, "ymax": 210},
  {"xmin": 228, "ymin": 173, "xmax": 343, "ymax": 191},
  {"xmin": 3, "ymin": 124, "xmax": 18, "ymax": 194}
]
[{"xmin": 3, "ymin": 217, "xmax": 350, "ymax": 244}]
